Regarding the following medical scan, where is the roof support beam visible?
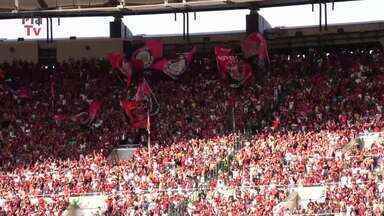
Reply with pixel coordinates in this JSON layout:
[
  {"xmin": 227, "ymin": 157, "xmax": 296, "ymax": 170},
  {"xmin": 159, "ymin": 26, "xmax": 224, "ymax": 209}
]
[
  {"xmin": 0, "ymin": 0, "xmax": 359, "ymax": 19},
  {"xmin": 14, "ymin": 0, "xmax": 19, "ymax": 10},
  {"xmin": 36, "ymin": 0, "xmax": 48, "ymax": 9}
]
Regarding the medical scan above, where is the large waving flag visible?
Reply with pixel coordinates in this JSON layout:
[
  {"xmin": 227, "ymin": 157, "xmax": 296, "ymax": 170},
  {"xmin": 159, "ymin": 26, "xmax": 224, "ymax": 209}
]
[
  {"xmin": 215, "ymin": 46, "xmax": 237, "ymax": 79},
  {"xmin": 215, "ymin": 46, "xmax": 253, "ymax": 86},
  {"xmin": 107, "ymin": 53, "xmax": 136, "ymax": 88},
  {"xmin": 242, "ymin": 32, "xmax": 269, "ymax": 62},
  {"xmin": 120, "ymin": 100, "xmax": 147, "ymax": 129},
  {"xmin": 132, "ymin": 40, "xmax": 163, "ymax": 69},
  {"xmin": 151, "ymin": 46, "xmax": 197, "ymax": 79},
  {"xmin": 121, "ymin": 79, "xmax": 158, "ymax": 128},
  {"xmin": 145, "ymin": 40, "xmax": 163, "ymax": 59},
  {"xmin": 120, "ymin": 100, "xmax": 138, "ymax": 120},
  {"xmin": 131, "ymin": 59, "xmax": 144, "ymax": 73},
  {"xmin": 107, "ymin": 52, "xmax": 124, "ymax": 69}
]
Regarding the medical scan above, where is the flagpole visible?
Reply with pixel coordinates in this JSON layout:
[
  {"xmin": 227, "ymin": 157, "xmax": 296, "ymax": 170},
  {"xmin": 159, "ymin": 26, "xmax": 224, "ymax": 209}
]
[
  {"xmin": 147, "ymin": 109, "xmax": 151, "ymax": 167},
  {"xmin": 232, "ymin": 106, "xmax": 236, "ymax": 132},
  {"xmin": 232, "ymin": 95, "xmax": 236, "ymax": 132}
]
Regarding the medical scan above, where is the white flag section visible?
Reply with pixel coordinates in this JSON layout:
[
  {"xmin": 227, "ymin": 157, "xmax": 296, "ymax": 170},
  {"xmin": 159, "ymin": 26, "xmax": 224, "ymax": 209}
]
[
  {"xmin": 273, "ymin": 191, "xmax": 299, "ymax": 216},
  {"xmin": 0, "ymin": 197, "xmax": 5, "ymax": 208},
  {"xmin": 297, "ymin": 186, "xmax": 326, "ymax": 207},
  {"xmin": 357, "ymin": 132, "xmax": 382, "ymax": 149},
  {"xmin": 65, "ymin": 195, "xmax": 108, "ymax": 216},
  {"xmin": 273, "ymin": 186, "xmax": 326, "ymax": 215}
]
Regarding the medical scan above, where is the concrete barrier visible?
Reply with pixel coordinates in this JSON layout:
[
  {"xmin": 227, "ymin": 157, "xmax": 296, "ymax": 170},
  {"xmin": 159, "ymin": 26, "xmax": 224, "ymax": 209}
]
[
  {"xmin": 65, "ymin": 194, "xmax": 107, "ymax": 216},
  {"xmin": 108, "ymin": 147, "xmax": 137, "ymax": 161}
]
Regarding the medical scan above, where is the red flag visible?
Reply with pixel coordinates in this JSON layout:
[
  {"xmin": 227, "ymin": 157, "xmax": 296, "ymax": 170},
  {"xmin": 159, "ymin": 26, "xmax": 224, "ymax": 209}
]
[
  {"xmin": 145, "ymin": 40, "xmax": 163, "ymax": 59},
  {"xmin": 89, "ymin": 100, "xmax": 102, "ymax": 121},
  {"xmin": 156, "ymin": 46, "xmax": 197, "ymax": 79},
  {"xmin": 214, "ymin": 46, "xmax": 237, "ymax": 79},
  {"xmin": 131, "ymin": 59, "xmax": 144, "ymax": 72},
  {"xmin": 120, "ymin": 100, "xmax": 147, "ymax": 129},
  {"xmin": 121, "ymin": 79, "xmax": 154, "ymax": 129},
  {"xmin": 134, "ymin": 79, "xmax": 152, "ymax": 101},
  {"xmin": 162, "ymin": 58, "xmax": 187, "ymax": 79},
  {"xmin": 163, "ymin": 47, "xmax": 196, "ymax": 79},
  {"xmin": 120, "ymin": 100, "xmax": 138, "ymax": 119},
  {"xmin": 132, "ymin": 118, "xmax": 147, "ymax": 129},
  {"xmin": 185, "ymin": 46, "xmax": 197, "ymax": 64},
  {"xmin": 132, "ymin": 40, "xmax": 163, "ymax": 69},
  {"xmin": 215, "ymin": 46, "xmax": 253, "ymax": 86},
  {"xmin": 151, "ymin": 58, "xmax": 169, "ymax": 72},
  {"xmin": 132, "ymin": 47, "xmax": 154, "ymax": 69},
  {"xmin": 215, "ymin": 46, "xmax": 233, "ymax": 57},
  {"xmin": 107, "ymin": 52, "xmax": 123, "ymax": 69},
  {"xmin": 242, "ymin": 32, "xmax": 269, "ymax": 62}
]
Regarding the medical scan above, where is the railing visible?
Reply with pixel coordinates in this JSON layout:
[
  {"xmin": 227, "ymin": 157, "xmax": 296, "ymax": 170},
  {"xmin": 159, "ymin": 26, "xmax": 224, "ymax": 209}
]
[{"xmin": 2, "ymin": 178, "xmax": 383, "ymax": 215}]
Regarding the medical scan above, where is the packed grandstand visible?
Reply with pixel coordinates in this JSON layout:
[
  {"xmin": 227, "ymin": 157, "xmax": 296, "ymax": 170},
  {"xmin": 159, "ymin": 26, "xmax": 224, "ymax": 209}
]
[{"xmin": 1, "ymin": 0, "xmax": 384, "ymax": 216}]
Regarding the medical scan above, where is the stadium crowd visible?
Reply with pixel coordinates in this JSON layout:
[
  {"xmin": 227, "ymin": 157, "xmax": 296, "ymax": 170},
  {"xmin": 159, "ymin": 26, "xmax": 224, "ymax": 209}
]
[
  {"xmin": 0, "ymin": 46, "xmax": 384, "ymax": 215},
  {"xmin": 149, "ymin": 48, "xmax": 384, "ymax": 215}
]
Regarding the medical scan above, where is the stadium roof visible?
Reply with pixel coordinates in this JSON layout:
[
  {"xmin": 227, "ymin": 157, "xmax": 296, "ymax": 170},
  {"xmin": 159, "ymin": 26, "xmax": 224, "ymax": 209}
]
[{"xmin": 0, "ymin": 0, "xmax": 358, "ymax": 19}]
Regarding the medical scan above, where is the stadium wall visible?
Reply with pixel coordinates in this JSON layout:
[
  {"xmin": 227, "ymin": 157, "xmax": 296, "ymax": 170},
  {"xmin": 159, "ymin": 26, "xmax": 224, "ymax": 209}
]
[
  {"xmin": 0, "ymin": 41, "xmax": 38, "ymax": 63},
  {"xmin": 56, "ymin": 38, "xmax": 123, "ymax": 62},
  {"xmin": 266, "ymin": 21, "xmax": 384, "ymax": 38},
  {"xmin": 0, "ymin": 21, "xmax": 383, "ymax": 63}
]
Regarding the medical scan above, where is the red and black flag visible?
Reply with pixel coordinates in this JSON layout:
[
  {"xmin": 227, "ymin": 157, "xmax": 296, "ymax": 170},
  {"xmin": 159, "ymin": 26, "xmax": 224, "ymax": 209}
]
[
  {"xmin": 120, "ymin": 100, "xmax": 147, "ymax": 129},
  {"xmin": 151, "ymin": 46, "xmax": 197, "ymax": 80},
  {"xmin": 241, "ymin": 32, "xmax": 269, "ymax": 63},
  {"xmin": 214, "ymin": 46, "xmax": 253, "ymax": 87},
  {"xmin": 132, "ymin": 40, "xmax": 163, "ymax": 69},
  {"xmin": 121, "ymin": 79, "xmax": 158, "ymax": 128},
  {"xmin": 107, "ymin": 52, "xmax": 124, "ymax": 69}
]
